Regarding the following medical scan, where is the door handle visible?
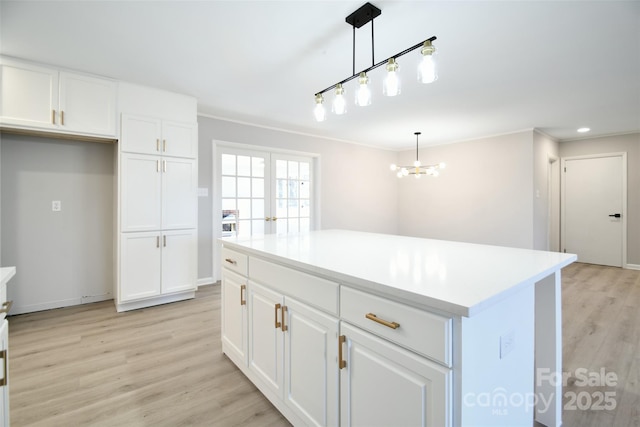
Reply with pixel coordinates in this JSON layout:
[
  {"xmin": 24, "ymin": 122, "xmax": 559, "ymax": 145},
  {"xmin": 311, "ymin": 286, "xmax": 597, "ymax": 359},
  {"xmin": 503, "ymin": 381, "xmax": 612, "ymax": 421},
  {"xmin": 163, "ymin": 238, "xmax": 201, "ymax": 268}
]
[{"xmin": 608, "ymin": 213, "xmax": 621, "ymax": 218}]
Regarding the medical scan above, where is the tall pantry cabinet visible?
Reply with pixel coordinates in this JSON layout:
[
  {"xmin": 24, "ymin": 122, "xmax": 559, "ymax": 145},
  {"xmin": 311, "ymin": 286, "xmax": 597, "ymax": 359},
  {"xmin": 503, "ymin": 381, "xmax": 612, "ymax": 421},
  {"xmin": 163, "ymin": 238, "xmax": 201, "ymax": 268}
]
[{"xmin": 116, "ymin": 83, "xmax": 198, "ymax": 312}]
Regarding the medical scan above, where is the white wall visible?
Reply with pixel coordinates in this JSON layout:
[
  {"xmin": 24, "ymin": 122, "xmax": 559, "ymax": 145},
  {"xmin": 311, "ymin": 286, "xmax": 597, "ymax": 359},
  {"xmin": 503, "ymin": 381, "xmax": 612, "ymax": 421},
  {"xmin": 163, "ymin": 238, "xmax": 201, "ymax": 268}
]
[
  {"xmin": 533, "ymin": 131, "xmax": 560, "ymax": 251},
  {"xmin": 1, "ymin": 134, "xmax": 115, "ymax": 313},
  {"xmin": 197, "ymin": 115, "xmax": 398, "ymax": 281},
  {"xmin": 396, "ymin": 131, "xmax": 535, "ymax": 249},
  {"xmin": 559, "ymin": 132, "xmax": 640, "ymax": 265}
]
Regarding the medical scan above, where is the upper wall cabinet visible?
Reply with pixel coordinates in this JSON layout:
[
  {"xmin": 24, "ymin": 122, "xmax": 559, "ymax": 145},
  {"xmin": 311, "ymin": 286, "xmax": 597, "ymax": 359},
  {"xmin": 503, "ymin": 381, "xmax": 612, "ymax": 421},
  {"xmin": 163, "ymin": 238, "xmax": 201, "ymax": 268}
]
[
  {"xmin": 121, "ymin": 114, "xmax": 197, "ymax": 159},
  {"xmin": 0, "ymin": 57, "xmax": 117, "ymax": 138}
]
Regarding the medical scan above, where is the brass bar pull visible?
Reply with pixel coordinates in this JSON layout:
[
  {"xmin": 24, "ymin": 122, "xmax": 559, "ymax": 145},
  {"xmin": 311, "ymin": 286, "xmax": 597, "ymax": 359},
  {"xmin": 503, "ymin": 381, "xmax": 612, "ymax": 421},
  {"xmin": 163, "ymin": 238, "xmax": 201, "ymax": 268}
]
[
  {"xmin": 157, "ymin": 160, "xmax": 161, "ymax": 172},
  {"xmin": 0, "ymin": 301, "xmax": 13, "ymax": 315},
  {"xmin": 365, "ymin": 313, "xmax": 400, "ymax": 329},
  {"xmin": 61, "ymin": 110, "xmax": 65, "ymax": 125},
  {"xmin": 274, "ymin": 303, "xmax": 281, "ymax": 329},
  {"xmin": 224, "ymin": 258, "xmax": 237, "ymax": 265},
  {"xmin": 281, "ymin": 305, "xmax": 288, "ymax": 331},
  {"xmin": 163, "ymin": 235, "xmax": 167, "ymax": 247},
  {"xmin": 338, "ymin": 335, "xmax": 346, "ymax": 369},
  {"xmin": 163, "ymin": 160, "xmax": 167, "ymax": 173},
  {"xmin": 52, "ymin": 109, "xmax": 56, "ymax": 124},
  {"xmin": 240, "ymin": 284, "xmax": 246, "ymax": 306},
  {"xmin": 156, "ymin": 139, "xmax": 160, "ymax": 151},
  {"xmin": 163, "ymin": 139, "xmax": 167, "ymax": 152},
  {"xmin": 0, "ymin": 350, "xmax": 6, "ymax": 387}
]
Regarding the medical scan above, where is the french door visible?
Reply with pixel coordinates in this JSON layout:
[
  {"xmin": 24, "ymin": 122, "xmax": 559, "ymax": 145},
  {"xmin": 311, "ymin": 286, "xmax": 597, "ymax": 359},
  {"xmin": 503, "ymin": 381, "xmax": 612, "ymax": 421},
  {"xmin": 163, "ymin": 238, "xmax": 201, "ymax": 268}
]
[{"xmin": 219, "ymin": 146, "xmax": 314, "ymax": 238}]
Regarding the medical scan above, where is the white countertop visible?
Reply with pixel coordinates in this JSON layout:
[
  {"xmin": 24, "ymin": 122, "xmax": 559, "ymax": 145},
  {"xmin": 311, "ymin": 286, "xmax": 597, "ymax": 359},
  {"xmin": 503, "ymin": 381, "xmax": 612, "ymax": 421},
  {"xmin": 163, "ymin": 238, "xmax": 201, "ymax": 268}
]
[
  {"xmin": 221, "ymin": 230, "xmax": 577, "ymax": 317},
  {"xmin": 0, "ymin": 266, "xmax": 16, "ymax": 286}
]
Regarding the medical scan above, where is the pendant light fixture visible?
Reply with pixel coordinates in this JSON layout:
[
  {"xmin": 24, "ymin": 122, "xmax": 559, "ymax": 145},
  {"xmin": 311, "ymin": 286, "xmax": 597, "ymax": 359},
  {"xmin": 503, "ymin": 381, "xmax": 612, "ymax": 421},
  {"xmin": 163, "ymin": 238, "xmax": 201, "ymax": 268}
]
[
  {"xmin": 313, "ymin": 2, "xmax": 438, "ymax": 121},
  {"xmin": 390, "ymin": 132, "xmax": 445, "ymax": 178}
]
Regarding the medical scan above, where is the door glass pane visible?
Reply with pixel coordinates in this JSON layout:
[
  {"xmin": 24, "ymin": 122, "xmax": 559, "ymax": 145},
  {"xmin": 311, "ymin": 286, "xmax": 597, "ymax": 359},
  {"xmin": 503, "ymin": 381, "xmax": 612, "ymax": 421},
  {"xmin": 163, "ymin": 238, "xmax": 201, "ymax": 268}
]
[
  {"xmin": 237, "ymin": 177, "xmax": 251, "ymax": 198},
  {"xmin": 252, "ymin": 178, "xmax": 264, "ymax": 198},
  {"xmin": 276, "ymin": 198, "xmax": 287, "ymax": 218},
  {"xmin": 300, "ymin": 163, "xmax": 310, "ymax": 180},
  {"xmin": 221, "ymin": 154, "xmax": 236, "ymax": 175},
  {"xmin": 300, "ymin": 218, "xmax": 310, "ymax": 232},
  {"xmin": 288, "ymin": 161, "xmax": 299, "ymax": 179},
  {"xmin": 237, "ymin": 199, "xmax": 251, "ymax": 220},
  {"xmin": 272, "ymin": 156, "xmax": 313, "ymax": 235},
  {"xmin": 221, "ymin": 177, "xmax": 236, "ymax": 198},
  {"xmin": 300, "ymin": 181, "xmax": 310, "ymax": 198},
  {"xmin": 276, "ymin": 160, "xmax": 287, "ymax": 179},
  {"xmin": 221, "ymin": 199, "xmax": 236, "ymax": 211},
  {"xmin": 276, "ymin": 179, "xmax": 287, "ymax": 198},
  {"xmin": 252, "ymin": 198, "xmax": 264, "ymax": 218},
  {"xmin": 252, "ymin": 157, "xmax": 265, "ymax": 177},
  {"xmin": 237, "ymin": 156, "xmax": 251, "ymax": 176}
]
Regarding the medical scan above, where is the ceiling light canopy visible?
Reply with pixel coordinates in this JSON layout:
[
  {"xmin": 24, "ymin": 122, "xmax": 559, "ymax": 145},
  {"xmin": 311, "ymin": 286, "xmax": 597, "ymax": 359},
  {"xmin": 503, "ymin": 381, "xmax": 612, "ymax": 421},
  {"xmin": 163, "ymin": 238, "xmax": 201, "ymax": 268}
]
[
  {"xmin": 390, "ymin": 132, "xmax": 445, "ymax": 179},
  {"xmin": 314, "ymin": 2, "xmax": 438, "ymax": 121}
]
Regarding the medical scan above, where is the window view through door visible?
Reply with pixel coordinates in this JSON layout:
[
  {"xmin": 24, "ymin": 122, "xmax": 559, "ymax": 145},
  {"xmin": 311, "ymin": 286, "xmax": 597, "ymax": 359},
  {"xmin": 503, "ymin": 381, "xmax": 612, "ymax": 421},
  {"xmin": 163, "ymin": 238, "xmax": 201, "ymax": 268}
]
[{"xmin": 220, "ymin": 147, "xmax": 314, "ymax": 238}]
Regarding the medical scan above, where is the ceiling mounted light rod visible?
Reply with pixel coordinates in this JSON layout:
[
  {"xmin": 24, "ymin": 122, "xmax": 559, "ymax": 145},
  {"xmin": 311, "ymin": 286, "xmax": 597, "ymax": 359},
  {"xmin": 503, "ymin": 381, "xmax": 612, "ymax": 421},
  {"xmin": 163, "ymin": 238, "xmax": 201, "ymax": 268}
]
[
  {"xmin": 313, "ymin": 2, "xmax": 438, "ymax": 121},
  {"xmin": 390, "ymin": 132, "xmax": 446, "ymax": 179}
]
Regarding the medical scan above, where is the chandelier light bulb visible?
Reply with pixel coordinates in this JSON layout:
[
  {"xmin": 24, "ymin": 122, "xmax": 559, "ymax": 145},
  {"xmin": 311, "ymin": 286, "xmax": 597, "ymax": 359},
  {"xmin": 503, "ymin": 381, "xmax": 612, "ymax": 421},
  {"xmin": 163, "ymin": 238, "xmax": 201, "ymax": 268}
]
[
  {"xmin": 332, "ymin": 84, "xmax": 347, "ymax": 115},
  {"xmin": 418, "ymin": 40, "xmax": 437, "ymax": 84},
  {"xmin": 313, "ymin": 94, "xmax": 326, "ymax": 122},
  {"xmin": 390, "ymin": 163, "xmax": 397, "ymax": 171},
  {"xmin": 414, "ymin": 160, "xmax": 421, "ymax": 167},
  {"xmin": 383, "ymin": 58, "xmax": 401, "ymax": 97},
  {"xmin": 439, "ymin": 162, "xmax": 446, "ymax": 169},
  {"xmin": 355, "ymin": 72, "xmax": 372, "ymax": 106}
]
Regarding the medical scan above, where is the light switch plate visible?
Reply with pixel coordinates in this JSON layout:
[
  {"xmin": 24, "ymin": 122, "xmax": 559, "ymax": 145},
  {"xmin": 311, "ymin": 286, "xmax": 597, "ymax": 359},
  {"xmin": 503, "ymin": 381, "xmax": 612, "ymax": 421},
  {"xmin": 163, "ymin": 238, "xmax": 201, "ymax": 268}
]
[{"xmin": 52, "ymin": 200, "xmax": 62, "ymax": 211}]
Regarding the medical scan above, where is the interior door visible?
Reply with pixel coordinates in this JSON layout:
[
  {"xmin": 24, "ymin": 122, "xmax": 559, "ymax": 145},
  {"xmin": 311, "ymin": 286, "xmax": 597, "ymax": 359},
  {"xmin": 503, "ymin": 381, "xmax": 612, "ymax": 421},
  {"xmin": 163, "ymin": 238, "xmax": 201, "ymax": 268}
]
[{"xmin": 562, "ymin": 154, "xmax": 625, "ymax": 267}]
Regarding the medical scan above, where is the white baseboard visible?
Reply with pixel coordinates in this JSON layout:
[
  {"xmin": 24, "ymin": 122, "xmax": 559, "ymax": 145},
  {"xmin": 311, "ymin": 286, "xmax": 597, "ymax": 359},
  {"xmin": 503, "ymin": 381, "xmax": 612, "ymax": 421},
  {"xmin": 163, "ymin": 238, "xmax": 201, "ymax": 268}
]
[
  {"xmin": 197, "ymin": 277, "xmax": 215, "ymax": 286},
  {"xmin": 625, "ymin": 263, "xmax": 640, "ymax": 271}
]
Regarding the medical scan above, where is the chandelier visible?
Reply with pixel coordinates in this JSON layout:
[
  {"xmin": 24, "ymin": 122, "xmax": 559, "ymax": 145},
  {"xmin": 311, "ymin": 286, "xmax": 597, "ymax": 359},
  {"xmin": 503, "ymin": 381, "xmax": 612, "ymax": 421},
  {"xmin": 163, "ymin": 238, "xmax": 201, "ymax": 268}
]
[
  {"xmin": 314, "ymin": 2, "xmax": 438, "ymax": 122},
  {"xmin": 390, "ymin": 132, "xmax": 445, "ymax": 178}
]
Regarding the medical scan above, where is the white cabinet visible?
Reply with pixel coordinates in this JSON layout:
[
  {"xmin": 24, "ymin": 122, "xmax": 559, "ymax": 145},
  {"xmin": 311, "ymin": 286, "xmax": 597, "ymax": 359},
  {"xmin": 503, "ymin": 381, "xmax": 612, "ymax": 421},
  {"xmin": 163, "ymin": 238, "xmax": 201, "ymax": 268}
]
[
  {"xmin": 339, "ymin": 322, "xmax": 451, "ymax": 427},
  {"xmin": 221, "ymin": 268, "xmax": 248, "ymax": 367},
  {"xmin": 247, "ymin": 281, "xmax": 340, "ymax": 427},
  {"xmin": 121, "ymin": 114, "xmax": 197, "ymax": 159},
  {"xmin": 0, "ymin": 320, "xmax": 7, "ymax": 427},
  {"xmin": 0, "ymin": 58, "xmax": 116, "ymax": 137},
  {"xmin": 119, "ymin": 229, "xmax": 196, "ymax": 303},
  {"xmin": 120, "ymin": 153, "xmax": 197, "ymax": 232}
]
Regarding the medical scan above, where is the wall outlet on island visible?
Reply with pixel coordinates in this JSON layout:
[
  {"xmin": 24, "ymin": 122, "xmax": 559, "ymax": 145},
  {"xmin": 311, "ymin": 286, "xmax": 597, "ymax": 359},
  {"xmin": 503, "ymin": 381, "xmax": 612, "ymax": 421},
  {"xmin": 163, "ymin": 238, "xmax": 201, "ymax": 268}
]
[{"xmin": 500, "ymin": 330, "xmax": 515, "ymax": 359}]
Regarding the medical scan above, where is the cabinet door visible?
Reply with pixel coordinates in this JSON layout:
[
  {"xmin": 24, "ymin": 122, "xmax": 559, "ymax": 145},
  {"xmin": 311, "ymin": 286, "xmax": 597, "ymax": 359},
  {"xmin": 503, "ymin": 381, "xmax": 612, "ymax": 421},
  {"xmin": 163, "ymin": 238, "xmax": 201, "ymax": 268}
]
[
  {"xmin": 221, "ymin": 269, "xmax": 248, "ymax": 367},
  {"xmin": 284, "ymin": 297, "xmax": 339, "ymax": 427},
  {"xmin": 59, "ymin": 72, "xmax": 116, "ymax": 136},
  {"xmin": 161, "ymin": 229, "xmax": 196, "ymax": 294},
  {"xmin": 248, "ymin": 281, "xmax": 284, "ymax": 398},
  {"xmin": 0, "ymin": 60, "xmax": 58, "ymax": 129},
  {"xmin": 119, "ymin": 232, "xmax": 161, "ymax": 302},
  {"xmin": 162, "ymin": 157, "xmax": 197, "ymax": 230},
  {"xmin": 121, "ymin": 153, "xmax": 162, "ymax": 232},
  {"xmin": 162, "ymin": 121, "xmax": 197, "ymax": 159},
  {"xmin": 0, "ymin": 320, "xmax": 8, "ymax": 427},
  {"xmin": 340, "ymin": 322, "xmax": 452, "ymax": 427},
  {"xmin": 121, "ymin": 114, "xmax": 162, "ymax": 155}
]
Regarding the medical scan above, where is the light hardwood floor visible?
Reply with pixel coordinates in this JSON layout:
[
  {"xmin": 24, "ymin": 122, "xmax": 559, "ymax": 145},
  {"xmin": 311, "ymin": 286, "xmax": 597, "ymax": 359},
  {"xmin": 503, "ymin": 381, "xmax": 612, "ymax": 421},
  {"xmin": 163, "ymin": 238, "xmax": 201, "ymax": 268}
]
[{"xmin": 7, "ymin": 262, "xmax": 640, "ymax": 426}]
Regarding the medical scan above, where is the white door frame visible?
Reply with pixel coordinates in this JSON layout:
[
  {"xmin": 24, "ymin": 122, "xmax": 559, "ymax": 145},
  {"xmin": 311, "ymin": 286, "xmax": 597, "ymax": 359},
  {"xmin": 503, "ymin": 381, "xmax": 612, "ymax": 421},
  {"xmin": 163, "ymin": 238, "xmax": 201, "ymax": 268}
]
[
  {"xmin": 560, "ymin": 152, "xmax": 627, "ymax": 267},
  {"xmin": 211, "ymin": 140, "xmax": 321, "ymax": 282}
]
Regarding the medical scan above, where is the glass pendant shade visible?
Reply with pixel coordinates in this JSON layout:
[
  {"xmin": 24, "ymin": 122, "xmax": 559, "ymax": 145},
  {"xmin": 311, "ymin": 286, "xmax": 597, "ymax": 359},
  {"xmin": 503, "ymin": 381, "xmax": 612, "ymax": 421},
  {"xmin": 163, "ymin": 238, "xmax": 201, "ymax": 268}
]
[
  {"xmin": 383, "ymin": 58, "xmax": 401, "ymax": 97},
  {"xmin": 355, "ymin": 72, "xmax": 372, "ymax": 106},
  {"xmin": 332, "ymin": 84, "xmax": 347, "ymax": 115},
  {"xmin": 314, "ymin": 94, "xmax": 326, "ymax": 122},
  {"xmin": 418, "ymin": 40, "xmax": 437, "ymax": 84}
]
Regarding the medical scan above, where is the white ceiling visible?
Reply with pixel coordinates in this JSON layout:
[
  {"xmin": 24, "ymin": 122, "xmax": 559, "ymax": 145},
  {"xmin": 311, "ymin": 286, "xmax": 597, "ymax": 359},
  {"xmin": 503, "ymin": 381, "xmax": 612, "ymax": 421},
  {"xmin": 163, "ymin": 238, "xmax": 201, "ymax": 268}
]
[{"xmin": 1, "ymin": 1, "xmax": 639, "ymax": 150}]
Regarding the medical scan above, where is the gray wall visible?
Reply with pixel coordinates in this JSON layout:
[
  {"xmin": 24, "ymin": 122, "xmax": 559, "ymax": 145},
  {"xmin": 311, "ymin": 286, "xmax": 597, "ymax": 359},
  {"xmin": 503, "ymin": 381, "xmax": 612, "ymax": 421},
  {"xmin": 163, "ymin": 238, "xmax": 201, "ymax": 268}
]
[
  {"xmin": 1, "ymin": 134, "xmax": 114, "ymax": 313},
  {"xmin": 559, "ymin": 132, "xmax": 640, "ymax": 265}
]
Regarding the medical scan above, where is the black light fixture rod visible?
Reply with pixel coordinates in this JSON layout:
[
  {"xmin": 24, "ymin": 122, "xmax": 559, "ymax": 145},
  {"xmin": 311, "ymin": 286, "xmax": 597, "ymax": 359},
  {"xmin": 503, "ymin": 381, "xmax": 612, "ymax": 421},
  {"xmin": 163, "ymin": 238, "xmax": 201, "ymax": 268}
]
[
  {"xmin": 352, "ymin": 26, "xmax": 356, "ymax": 76},
  {"xmin": 415, "ymin": 131, "xmax": 421, "ymax": 163},
  {"xmin": 371, "ymin": 18, "xmax": 375, "ymax": 67},
  {"xmin": 314, "ymin": 35, "xmax": 437, "ymax": 97}
]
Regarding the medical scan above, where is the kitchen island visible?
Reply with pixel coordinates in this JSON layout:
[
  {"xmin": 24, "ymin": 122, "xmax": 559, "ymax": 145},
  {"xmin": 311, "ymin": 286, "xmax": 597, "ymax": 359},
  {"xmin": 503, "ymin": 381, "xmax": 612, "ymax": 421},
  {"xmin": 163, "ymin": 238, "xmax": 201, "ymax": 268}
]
[{"xmin": 220, "ymin": 230, "xmax": 576, "ymax": 427}]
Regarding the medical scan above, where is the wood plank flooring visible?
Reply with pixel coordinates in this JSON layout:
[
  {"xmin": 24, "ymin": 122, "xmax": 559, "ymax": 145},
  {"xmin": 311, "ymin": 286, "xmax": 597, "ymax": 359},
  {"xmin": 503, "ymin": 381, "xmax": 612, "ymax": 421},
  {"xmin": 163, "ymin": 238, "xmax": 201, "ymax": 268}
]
[{"xmin": 7, "ymin": 262, "xmax": 640, "ymax": 426}]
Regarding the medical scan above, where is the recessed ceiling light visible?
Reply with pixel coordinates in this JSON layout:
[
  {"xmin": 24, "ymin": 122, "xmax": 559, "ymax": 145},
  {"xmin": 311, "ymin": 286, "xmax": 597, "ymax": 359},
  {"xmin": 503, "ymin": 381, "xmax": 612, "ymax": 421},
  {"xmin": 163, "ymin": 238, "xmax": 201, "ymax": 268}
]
[{"xmin": 577, "ymin": 127, "xmax": 591, "ymax": 133}]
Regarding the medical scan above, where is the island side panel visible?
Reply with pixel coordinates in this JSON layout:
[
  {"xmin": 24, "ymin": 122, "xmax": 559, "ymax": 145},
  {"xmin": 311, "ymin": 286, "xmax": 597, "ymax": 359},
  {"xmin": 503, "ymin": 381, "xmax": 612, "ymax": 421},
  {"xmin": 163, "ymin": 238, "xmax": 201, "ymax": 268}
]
[{"xmin": 459, "ymin": 282, "xmax": 536, "ymax": 426}]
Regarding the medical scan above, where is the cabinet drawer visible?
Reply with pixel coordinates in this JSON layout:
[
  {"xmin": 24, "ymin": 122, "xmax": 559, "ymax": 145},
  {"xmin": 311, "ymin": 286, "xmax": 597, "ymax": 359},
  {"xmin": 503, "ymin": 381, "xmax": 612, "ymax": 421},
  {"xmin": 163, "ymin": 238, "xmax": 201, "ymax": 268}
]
[
  {"xmin": 341, "ymin": 286, "xmax": 452, "ymax": 366},
  {"xmin": 221, "ymin": 247, "xmax": 248, "ymax": 277},
  {"xmin": 249, "ymin": 257, "xmax": 339, "ymax": 316}
]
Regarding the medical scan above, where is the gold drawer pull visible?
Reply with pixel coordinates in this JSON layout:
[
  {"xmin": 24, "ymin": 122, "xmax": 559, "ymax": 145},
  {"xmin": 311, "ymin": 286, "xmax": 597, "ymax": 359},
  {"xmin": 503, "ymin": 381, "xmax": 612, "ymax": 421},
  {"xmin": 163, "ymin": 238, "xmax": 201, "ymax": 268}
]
[
  {"xmin": 0, "ymin": 301, "xmax": 12, "ymax": 315},
  {"xmin": 281, "ymin": 305, "xmax": 288, "ymax": 332},
  {"xmin": 338, "ymin": 335, "xmax": 346, "ymax": 369},
  {"xmin": 240, "ymin": 284, "xmax": 246, "ymax": 306},
  {"xmin": 225, "ymin": 258, "xmax": 237, "ymax": 265},
  {"xmin": 365, "ymin": 313, "xmax": 400, "ymax": 329},
  {"xmin": 0, "ymin": 349, "xmax": 6, "ymax": 387},
  {"xmin": 274, "ymin": 303, "xmax": 281, "ymax": 329}
]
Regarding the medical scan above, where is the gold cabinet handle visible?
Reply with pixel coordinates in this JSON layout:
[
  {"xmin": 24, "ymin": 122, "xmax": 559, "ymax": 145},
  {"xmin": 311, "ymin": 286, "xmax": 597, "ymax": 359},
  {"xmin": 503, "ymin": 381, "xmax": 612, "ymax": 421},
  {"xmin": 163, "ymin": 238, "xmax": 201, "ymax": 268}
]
[
  {"xmin": 240, "ymin": 284, "xmax": 246, "ymax": 306},
  {"xmin": 163, "ymin": 160, "xmax": 167, "ymax": 173},
  {"xmin": 157, "ymin": 160, "xmax": 161, "ymax": 173},
  {"xmin": 274, "ymin": 303, "xmax": 281, "ymax": 329},
  {"xmin": 338, "ymin": 335, "xmax": 346, "ymax": 369},
  {"xmin": 224, "ymin": 258, "xmax": 237, "ymax": 265},
  {"xmin": 0, "ymin": 301, "xmax": 13, "ymax": 315},
  {"xmin": 156, "ymin": 139, "xmax": 160, "ymax": 152},
  {"xmin": 0, "ymin": 349, "xmax": 6, "ymax": 387},
  {"xmin": 52, "ymin": 109, "xmax": 56, "ymax": 124},
  {"xmin": 163, "ymin": 139, "xmax": 167, "ymax": 152},
  {"xmin": 61, "ymin": 110, "xmax": 65, "ymax": 125},
  {"xmin": 281, "ymin": 305, "xmax": 288, "ymax": 331},
  {"xmin": 365, "ymin": 313, "xmax": 400, "ymax": 329}
]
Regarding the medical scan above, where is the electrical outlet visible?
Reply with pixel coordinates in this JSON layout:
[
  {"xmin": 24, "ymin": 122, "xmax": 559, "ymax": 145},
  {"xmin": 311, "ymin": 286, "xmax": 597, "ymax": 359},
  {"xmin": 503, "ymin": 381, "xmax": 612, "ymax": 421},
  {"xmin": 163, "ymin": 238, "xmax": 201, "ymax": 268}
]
[
  {"xmin": 52, "ymin": 200, "xmax": 62, "ymax": 212},
  {"xmin": 500, "ymin": 330, "xmax": 515, "ymax": 359}
]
